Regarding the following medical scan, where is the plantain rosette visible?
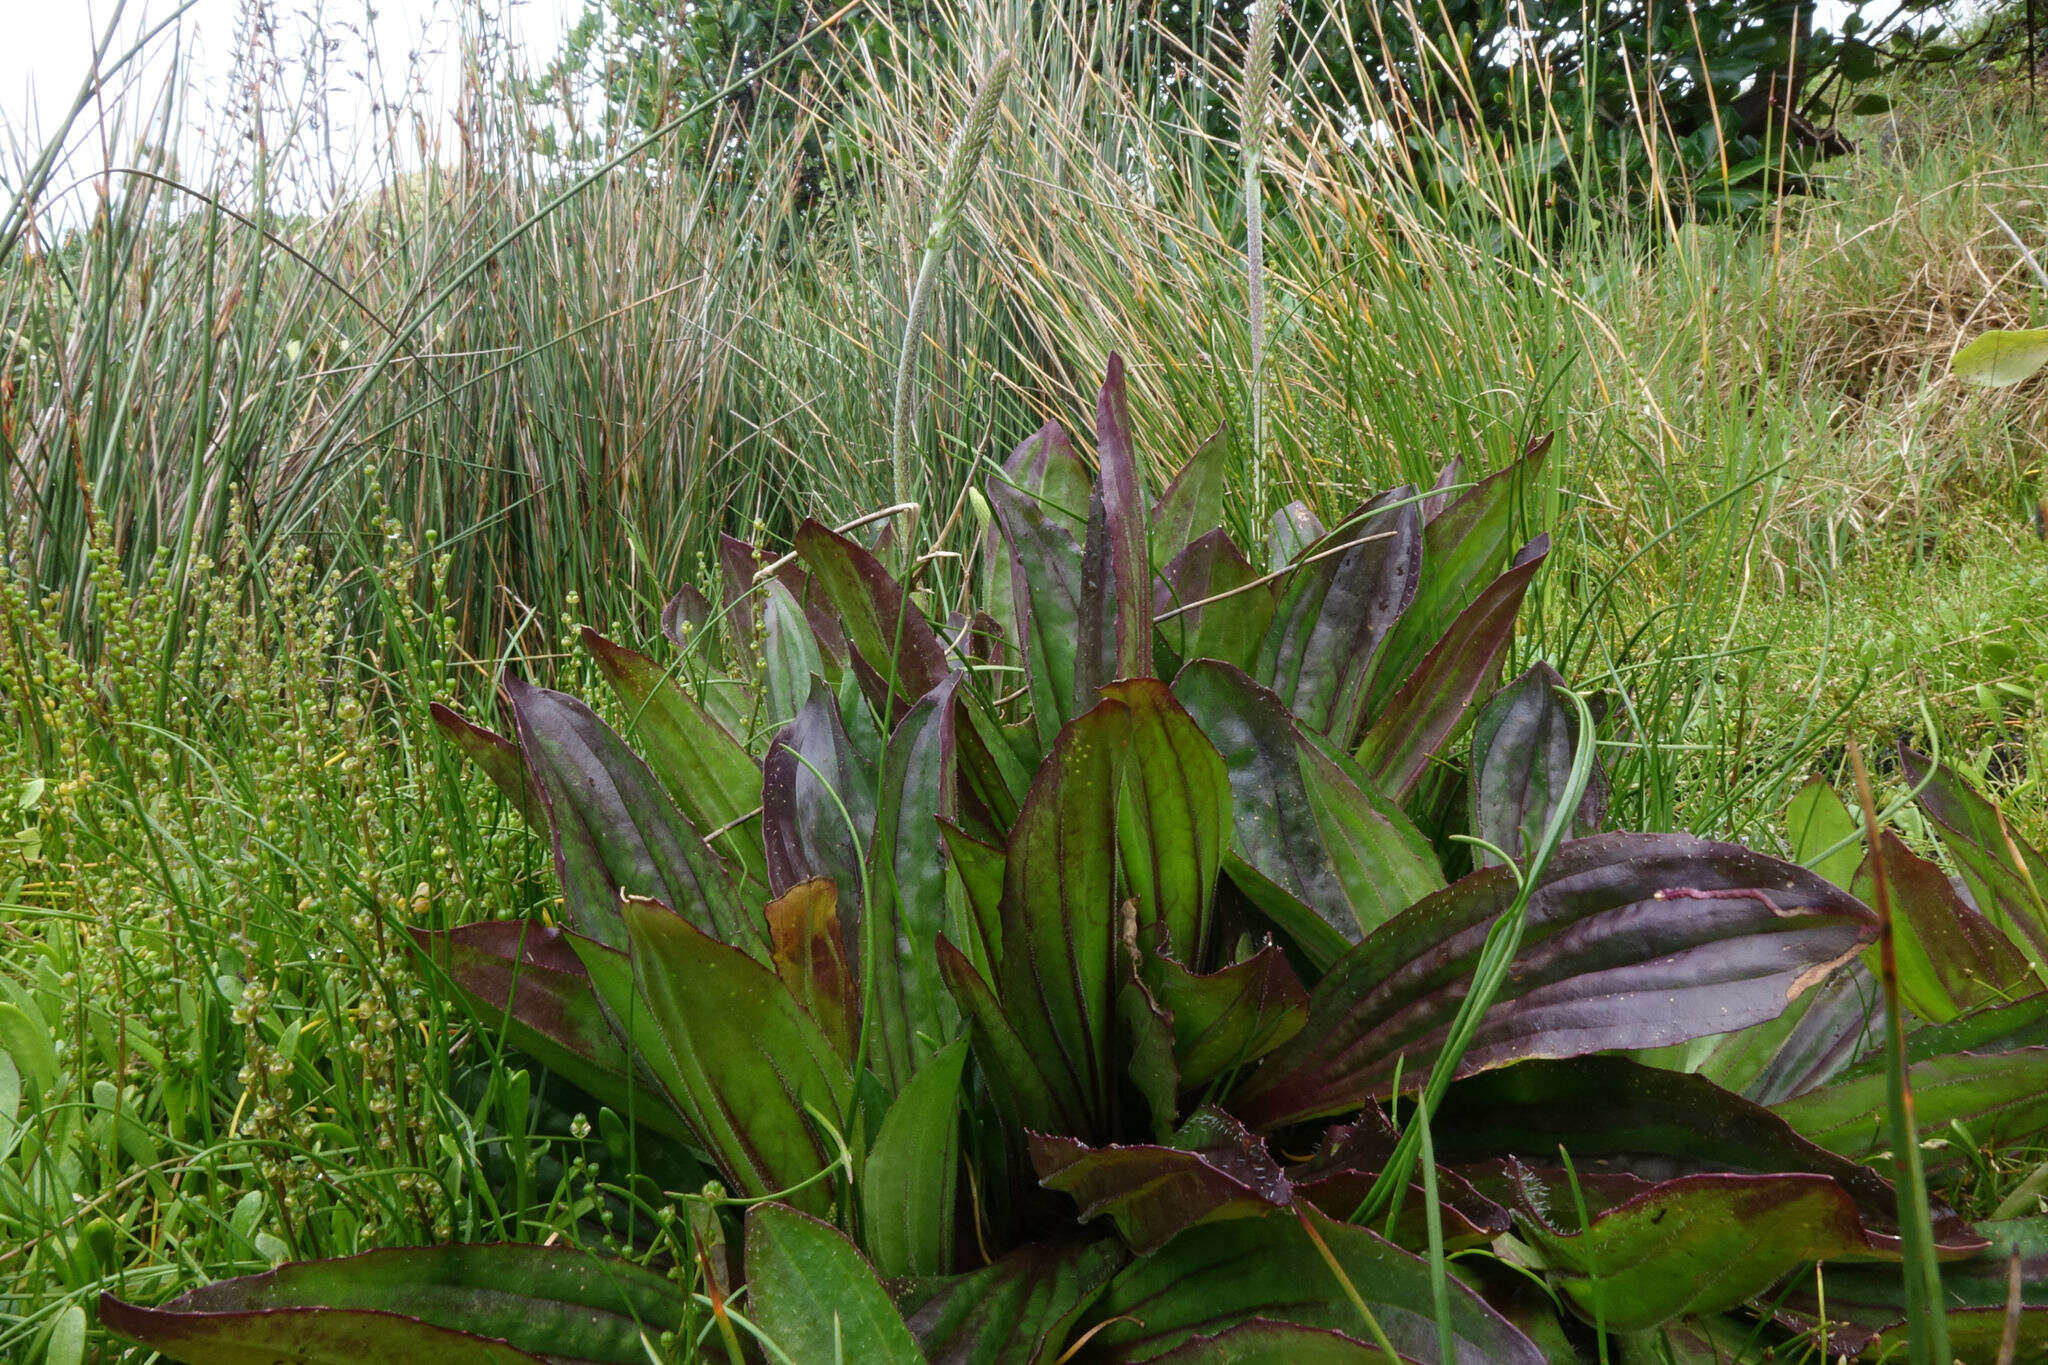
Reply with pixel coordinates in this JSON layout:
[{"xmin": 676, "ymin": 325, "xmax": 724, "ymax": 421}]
[{"xmin": 108, "ymin": 359, "xmax": 2044, "ymax": 1364}]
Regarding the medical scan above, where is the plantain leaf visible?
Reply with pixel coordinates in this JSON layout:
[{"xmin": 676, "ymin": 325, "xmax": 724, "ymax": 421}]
[
  {"xmin": 795, "ymin": 518, "xmax": 953, "ymax": 713},
  {"xmin": 1675, "ymin": 957, "xmax": 1882, "ymax": 1106},
  {"xmin": 745, "ymin": 1203, "xmax": 926, "ymax": 1364},
  {"xmin": 1784, "ymin": 777, "xmax": 1861, "ymax": 890},
  {"xmin": 1420, "ymin": 455, "xmax": 1463, "ymax": 524},
  {"xmin": 1083, "ymin": 1207, "xmax": 1544, "ymax": 1362},
  {"xmin": 764, "ymin": 878, "xmax": 859, "ymax": 1063},
  {"xmin": 893, "ymin": 1240, "xmax": 1125, "ymax": 1365},
  {"xmin": 1952, "ymin": 326, "xmax": 2048, "ymax": 386},
  {"xmin": 762, "ymin": 677, "xmax": 878, "ymax": 961},
  {"xmin": 1900, "ymin": 743, "xmax": 2048, "ymax": 961},
  {"xmin": 1032, "ymin": 1108, "xmax": 1294, "ymax": 1254},
  {"xmin": 660, "ymin": 583, "xmax": 710, "ymax": 651},
  {"xmin": 1355, "ymin": 535, "xmax": 1548, "ymax": 801},
  {"xmin": 989, "ymin": 456, "xmax": 1088, "ymax": 750},
  {"xmin": 1137, "ymin": 931, "xmax": 1308, "ymax": 1091},
  {"xmin": 936, "ymin": 936, "xmax": 1068, "ymax": 1135},
  {"xmin": 1853, "ymin": 828, "xmax": 2031, "ymax": 1022},
  {"xmin": 1232, "ymin": 833, "xmax": 1879, "ymax": 1128},
  {"xmin": 1093, "ymin": 354, "xmax": 1154, "ymax": 685},
  {"xmin": 1150, "ymin": 426, "xmax": 1229, "ymax": 566},
  {"xmin": 505, "ymin": 678, "xmax": 753, "ymax": 954},
  {"xmin": 1267, "ymin": 502, "xmax": 1324, "ymax": 572},
  {"xmin": 430, "ymin": 703, "xmax": 543, "ymax": 826},
  {"xmin": 408, "ymin": 922, "xmax": 692, "ymax": 1142},
  {"xmin": 1468, "ymin": 661, "xmax": 1607, "ymax": 866},
  {"xmin": 100, "ymin": 1244, "xmax": 690, "ymax": 1365},
  {"xmin": 1288, "ymin": 1115, "xmax": 1512, "ymax": 1253},
  {"xmin": 863, "ymin": 1039, "xmax": 969, "ymax": 1279},
  {"xmin": 717, "ymin": 533, "xmax": 767, "ymax": 650},
  {"xmin": 581, "ymin": 630, "xmax": 766, "ymax": 898},
  {"xmin": 763, "ymin": 579, "xmax": 828, "ymax": 724},
  {"xmin": 616, "ymin": 899, "xmax": 850, "ymax": 1214},
  {"xmin": 1773, "ymin": 1045, "xmax": 2048, "ymax": 1167},
  {"xmin": 1154, "ymin": 530, "xmax": 1274, "ymax": 675},
  {"xmin": 1105, "ymin": 678, "xmax": 1231, "ymax": 960},
  {"xmin": 1297, "ymin": 737, "xmax": 1446, "ymax": 941},
  {"xmin": 1257, "ymin": 488, "xmax": 1422, "ymax": 747}
]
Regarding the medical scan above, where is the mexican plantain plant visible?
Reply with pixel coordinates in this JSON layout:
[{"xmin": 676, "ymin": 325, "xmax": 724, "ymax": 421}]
[{"xmin": 108, "ymin": 359, "xmax": 2048, "ymax": 1362}]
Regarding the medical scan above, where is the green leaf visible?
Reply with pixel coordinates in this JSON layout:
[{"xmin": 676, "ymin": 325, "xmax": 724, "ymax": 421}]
[
  {"xmin": 1773, "ymin": 1045, "xmax": 2048, "ymax": 1166},
  {"xmin": 1150, "ymin": 427, "xmax": 1228, "ymax": 566},
  {"xmin": 935, "ymin": 937, "xmax": 1068, "ymax": 1135},
  {"xmin": 794, "ymin": 518, "xmax": 953, "ymax": 713},
  {"xmin": 1784, "ymin": 777, "xmax": 1860, "ymax": 889},
  {"xmin": 1032, "ymin": 1108, "xmax": 1294, "ymax": 1254},
  {"xmin": 1953, "ymin": 326, "xmax": 2048, "ymax": 386},
  {"xmin": 616, "ymin": 898, "xmax": 850, "ymax": 1213},
  {"xmin": 989, "ymin": 457, "xmax": 1088, "ymax": 751},
  {"xmin": 1355, "ymin": 535, "xmax": 1548, "ymax": 801},
  {"xmin": 580, "ymin": 628, "xmax": 767, "ymax": 894},
  {"xmin": 863, "ymin": 1039, "xmax": 969, "ymax": 1279},
  {"xmin": 1154, "ymin": 530, "xmax": 1274, "ymax": 675},
  {"xmin": 893, "ymin": 1241, "xmax": 1125, "ymax": 1365},
  {"xmin": 1900, "ymin": 744, "xmax": 2048, "ymax": 962},
  {"xmin": 1084, "ymin": 1208, "xmax": 1543, "ymax": 1361},
  {"xmin": 1853, "ymin": 829, "xmax": 2031, "ymax": 1022},
  {"xmin": 1142, "ymin": 1321, "xmax": 1395, "ymax": 1362},
  {"xmin": 100, "ymin": 1244, "xmax": 689, "ymax": 1365},
  {"xmin": 763, "ymin": 579, "xmax": 827, "ymax": 724},
  {"xmin": 1092, "ymin": 354, "xmax": 1154, "ymax": 686},
  {"xmin": 1137, "ymin": 932, "xmax": 1308, "ymax": 1091},
  {"xmin": 1468, "ymin": 662, "xmax": 1607, "ymax": 866},
  {"xmin": 762, "ymin": 677, "xmax": 877, "ymax": 949},
  {"xmin": 430, "ymin": 703, "xmax": 543, "ymax": 826},
  {"xmin": 0, "ymin": 1000, "xmax": 57, "ymax": 1097},
  {"xmin": 1105, "ymin": 677, "xmax": 1231, "ymax": 960},
  {"xmin": 744, "ymin": 1203, "xmax": 926, "ymax": 1364},
  {"xmin": 1297, "ymin": 738, "xmax": 1445, "ymax": 941},
  {"xmin": 764, "ymin": 879, "xmax": 859, "ymax": 1063},
  {"xmin": 1232, "ymin": 833, "xmax": 1878, "ymax": 1128}
]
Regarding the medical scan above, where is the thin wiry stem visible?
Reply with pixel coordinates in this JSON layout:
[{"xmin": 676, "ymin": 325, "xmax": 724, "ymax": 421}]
[{"xmin": 1240, "ymin": 0, "xmax": 1282, "ymax": 522}]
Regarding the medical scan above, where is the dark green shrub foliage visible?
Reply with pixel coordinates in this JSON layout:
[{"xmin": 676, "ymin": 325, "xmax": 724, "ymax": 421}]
[{"xmin": 107, "ymin": 361, "xmax": 2048, "ymax": 1361}]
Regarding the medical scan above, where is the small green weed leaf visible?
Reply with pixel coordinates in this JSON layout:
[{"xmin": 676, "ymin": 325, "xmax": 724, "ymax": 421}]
[
  {"xmin": 862, "ymin": 1038, "xmax": 968, "ymax": 1278},
  {"xmin": 1233, "ymin": 834, "xmax": 1877, "ymax": 1128},
  {"xmin": 0, "ymin": 1001, "xmax": 56, "ymax": 1097},
  {"xmin": 40, "ymin": 1304, "xmax": 84, "ymax": 1365},
  {"xmin": 1953, "ymin": 327, "xmax": 2048, "ymax": 386},
  {"xmin": 744, "ymin": 1202, "xmax": 926, "ymax": 1364},
  {"xmin": 1784, "ymin": 777, "xmax": 1860, "ymax": 889},
  {"xmin": 101, "ymin": 1244, "xmax": 689, "ymax": 1364},
  {"xmin": 893, "ymin": 1240, "xmax": 1125, "ymax": 1365},
  {"xmin": 1032, "ymin": 1108, "xmax": 1294, "ymax": 1254}
]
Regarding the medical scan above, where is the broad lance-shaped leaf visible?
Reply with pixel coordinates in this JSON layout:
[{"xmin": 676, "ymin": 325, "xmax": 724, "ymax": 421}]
[
  {"xmin": 1355, "ymin": 534, "xmax": 1548, "ymax": 801},
  {"xmin": 1663, "ymin": 957, "xmax": 1881, "ymax": 1106},
  {"xmin": 893, "ymin": 1240, "xmax": 1126, "ymax": 1365},
  {"xmin": 717, "ymin": 532, "xmax": 767, "ymax": 648},
  {"xmin": 762, "ymin": 578, "xmax": 827, "ymax": 723},
  {"xmin": 765, "ymin": 879, "xmax": 858, "ymax": 1063},
  {"xmin": 1149, "ymin": 425, "xmax": 1227, "ymax": 567},
  {"xmin": 1143, "ymin": 1322, "xmax": 1399, "ymax": 1362},
  {"xmin": 762, "ymin": 677, "xmax": 878, "ymax": 962},
  {"xmin": 937, "ymin": 936, "xmax": 1072, "ymax": 1136},
  {"xmin": 794, "ymin": 517, "xmax": 953, "ymax": 712},
  {"xmin": 1081, "ymin": 1206, "xmax": 1545, "ymax": 1362},
  {"xmin": 1900, "ymin": 743, "xmax": 2048, "ymax": 960},
  {"xmin": 863, "ymin": 1039, "xmax": 968, "ymax": 1279},
  {"xmin": 408, "ymin": 922, "xmax": 692, "ymax": 1143},
  {"xmin": 430, "ymin": 703, "xmax": 543, "ymax": 825},
  {"xmin": 1093, "ymin": 353, "xmax": 1153, "ymax": 685},
  {"xmin": 1773, "ymin": 1034, "xmax": 2048, "ymax": 1167},
  {"xmin": 1256, "ymin": 487, "xmax": 1421, "ymax": 747},
  {"xmin": 867, "ymin": 675, "xmax": 967, "ymax": 1089},
  {"xmin": 1268, "ymin": 501, "xmax": 1324, "ymax": 572},
  {"xmin": 608, "ymin": 898, "xmax": 850, "ymax": 1215},
  {"xmin": 1370, "ymin": 433, "xmax": 1550, "ymax": 715},
  {"xmin": 1231, "ymin": 831, "xmax": 1879, "ymax": 1129},
  {"xmin": 1852, "ymin": 827, "xmax": 2030, "ymax": 1022},
  {"xmin": 989, "ymin": 452, "xmax": 1087, "ymax": 750},
  {"xmin": 991, "ymin": 697, "xmax": 1132, "ymax": 1139},
  {"xmin": 1153, "ymin": 529, "xmax": 1274, "ymax": 675},
  {"xmin": 580, "ymin": 628, "xmax": 768, "ymax": 893},
  {"xmin": 1032, "ymin": 1108, "xmax": 1294, "ymax": 1254},
  {"xmin": 1174, "ymin": 661, "xmax": 1442, "ymax": 970},
  {"xmin": 1106, "ymin": 678, "xmax": 1230, "ymax": 960},
  {"xmin": 744, "ymin": 1203, "xmax": 925, "ymax": 1364},
  {"xmin": 505, "ymin": 678, "xmax": 755, "ymax": 955},
  {"xmin": 986, "ymin": 420, "xmax": 1090, "ymax": 672},
  {"xmin": 1423, "ymin": 1056, "xmax": 1986, "ymax": 1258},
  {"xmin": 101, "ymin": 1244, "xmax": 690, "ymax": 1365},
  {"xmin": 1785, "ymin": 776, "xmax": 1861, "ymax": 889},
  {"xmin": 1136, "ymin": 927, "xmax": 1308, "ymax": 1091},
  {"xmin": 1468, "ymin": 660, "xmax": 1607, "ymax": 866}
]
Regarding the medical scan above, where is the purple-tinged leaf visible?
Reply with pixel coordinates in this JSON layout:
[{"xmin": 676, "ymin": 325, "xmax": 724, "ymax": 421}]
[
  {"xmin": 1032, "ymin": 1108, "xmax": 1294, "ymax": 1254},
  {"xmin": 937, "ymin": 936, "xmax": 1073, "ymax": 1136},
  {"xmin": 762, "ymin": 678, "xmax": 878, "ymax": 957},
  {"xmin": 1094, "ymin": 353, "xmax": 1154, "ymax": 685},
  {"xmin": 794, "ymin": 517, "xmax": 953, "ymax": 712},
  {"xmin": 1142, "ymin": 1319, "xmax": 1400, "ymax": 1362},
  {"xmin": 1154, "ymin": 529, "xmax": 1274, "ymax": 675},
  {"xmin": 1106, "ymin": 678, "xmax": 1231, "ymax": 960},
  {"xmin": 765, "ymin": 878, "xmax": 858, "ymax": 1063},
  {"xmin": 1774, "ymin": 1046, "xmax": 2048, "ymax": 1168},
  {"xmin": 1083, "ymin": 1207, "xmax": 1544, "ymax": 1362},
  {"xmin": 431, "ymin": 703, "xmax": 543, "ymax": 826},
  {"xmin": 1137, "ymin": 929, "xmax": 1308, "ymax": 1090},
  {"xmin": 893, "ymin": 1240, "xmax": 1125, "ymax": 1365},
  {"xmin": 994, "ymin": 697, "xmax": 1133, "ymax": 1139},
  {"xmin": 1231, "ymin": 833, "xmax": 1879, "ymax": 1128},
  {"xmin": 1256, "ymin": 489, "xmax": 1422, "ymax": 747},
  {"xmin": 101, "ymin": 1243, "xmax": 689, "ymax": 1365},
  {"xmin": 1288, "ymin": 1114, "xmax": 1511, "ymax": 1253},
  {"xmin": 1900, "ymin": 743, "xmax": 2048, "ymax": 959},
  {"xmin": 940, "ymin": 820, "xmax": 1004, "ymax": 975},
  {"xmin": 581, "ymin": 628, "xmax": 767, "ymax": 895},
  {"xmin": 1419, "ymin": 455, "xmax": 1463, "ymax": 524},
  {"xmin": 989, "ymin": 462, "xmax": 1088, "ymax": 750},
  {"xmin": 1371, "ymin": 435, "xmax": 1550, "ymax": 714},
  {"xmin": 1853, "ymin": 829, "xmax": 2031, "ymax": 1022},
  {"xmin": 1423, "ymin": 1056, "xmax": 1986, "ymax": 1257},
  {"xmin": 761, "ymin": 579, "xmax": 827, "ymax": 723},
  {"xmin": 618, "ymin": 898, "xmax": 850, "ymax": 1214},
  {"xmin": 1296, "ymin": 737, "xmax": 1445, "ymax": 940},
  {"xmin": 1150, "ymin": 425, "xmax": 1229, "ymax": 566},
  {"xmin": 745, "ymin": 1203, "xmax": 925, "ymax": 1363},
  {"xmin": 1000, "ymin": 418, "xmax": 1092, "ymax": 537},
  {"xmin": 1075, "ymin": 485, "xmax": 1117, "ymax": 705},
  {"xmin": 1119, "ymin": 916, "xmax": 1183, "ymax": 1138},
  {"xmin": 1672, "ymin": 957, "xmax": 1881, "ymax": 1106},
  {"xmin": 867, "ymin": 675, "xmax": 967, "ymax": 1089},
  {"xmin": 661, "ymin": 582, "xmax": 711, "ymax": 651},
  {"xmin": 1268, "ymin": 502, "xmax": 1325, "ymax": 572},
  {"xmin": 717, "ymin": 532, "xmax": 767, "ymax": 652},
  {"xmin": 408, "ymin": 922, "xmax": 692, "ymax": 1142},
  {"xmin": 1355, "ymin": 535, "xmax": 1548, "ymax": 801},
  {"xmin": 505, "ymin": 677, "xmax": 752, "ymax": 954},
  {"xmin": 1469, "ymin": 661, "xmax": 1607, "ymax": 866}
]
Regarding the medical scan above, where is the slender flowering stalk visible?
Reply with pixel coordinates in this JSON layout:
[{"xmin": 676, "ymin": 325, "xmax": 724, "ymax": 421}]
[
  {"xmin": 892, "ymin": 50, "xmax": 1016, "ymax": 516},
  {"xmin": 1240, "ymin": 0, "xmax": 1282, "ymax": 521}
]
